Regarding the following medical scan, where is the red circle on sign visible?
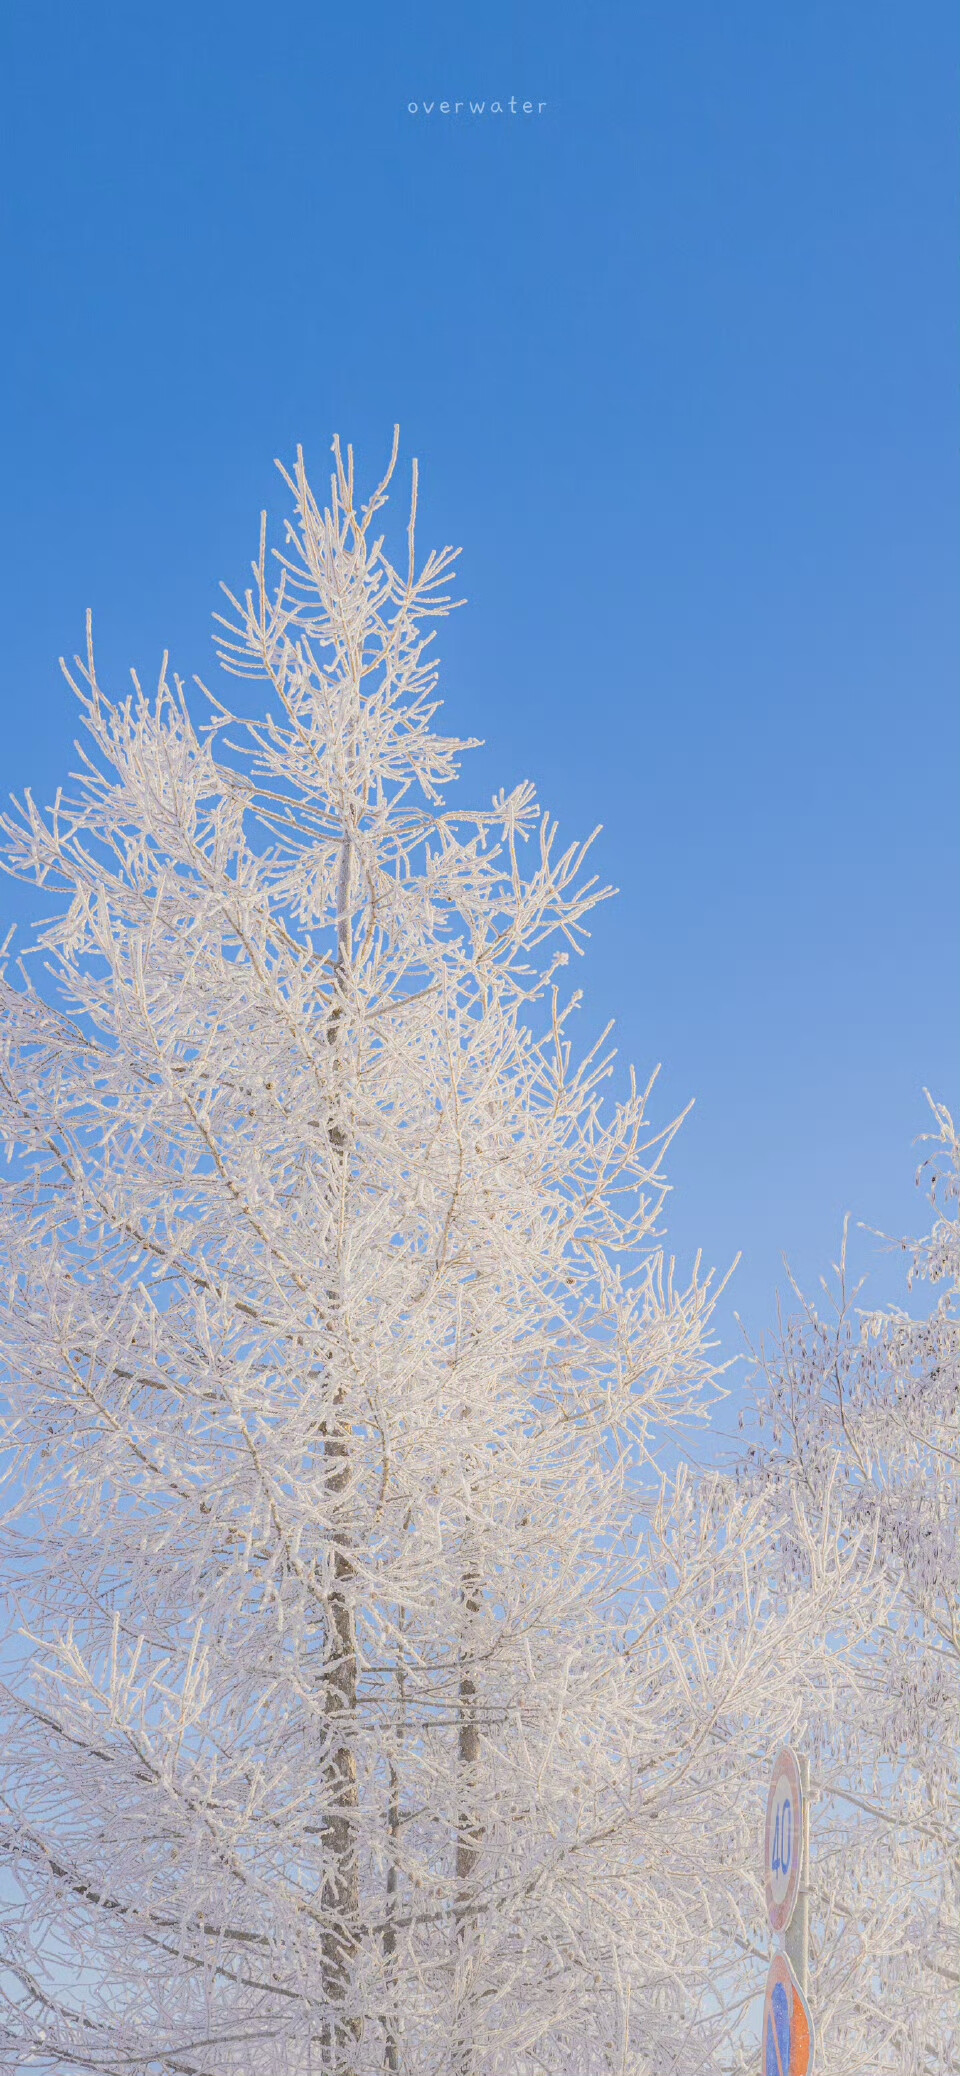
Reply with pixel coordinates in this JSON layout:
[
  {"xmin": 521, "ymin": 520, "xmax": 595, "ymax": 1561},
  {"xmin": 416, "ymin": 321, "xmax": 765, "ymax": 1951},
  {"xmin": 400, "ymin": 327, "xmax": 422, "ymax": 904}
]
[{"xmin": 764, "ymin": 1747, "xmax": 803, "ymax": 1932}]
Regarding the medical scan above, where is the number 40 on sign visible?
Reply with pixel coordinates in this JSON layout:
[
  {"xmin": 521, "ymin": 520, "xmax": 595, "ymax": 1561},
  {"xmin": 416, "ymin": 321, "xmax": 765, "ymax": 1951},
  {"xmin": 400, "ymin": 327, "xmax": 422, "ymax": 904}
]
[{"xmin": 765, "ymin": 1747, "xmax": 803, "ymax": 1934}]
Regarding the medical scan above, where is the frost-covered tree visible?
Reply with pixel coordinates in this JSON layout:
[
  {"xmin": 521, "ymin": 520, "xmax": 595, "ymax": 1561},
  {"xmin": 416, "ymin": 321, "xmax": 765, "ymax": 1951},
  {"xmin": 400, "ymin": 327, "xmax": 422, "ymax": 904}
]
[
  {"xmin": 745, "ymin": 1103, "xmax": 960, "ymax": 2076},
  {"xmin": 0, "ymin": 437, "xmax": 859, "ymax": 2076}
]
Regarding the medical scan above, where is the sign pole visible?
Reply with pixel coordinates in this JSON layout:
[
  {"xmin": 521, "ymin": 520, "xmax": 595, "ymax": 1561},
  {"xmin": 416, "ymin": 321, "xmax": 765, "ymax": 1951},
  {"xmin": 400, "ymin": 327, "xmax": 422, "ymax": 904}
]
[{"xmin": 783, "ymin": 1753, "xmax": 810, "ymax": 1996}]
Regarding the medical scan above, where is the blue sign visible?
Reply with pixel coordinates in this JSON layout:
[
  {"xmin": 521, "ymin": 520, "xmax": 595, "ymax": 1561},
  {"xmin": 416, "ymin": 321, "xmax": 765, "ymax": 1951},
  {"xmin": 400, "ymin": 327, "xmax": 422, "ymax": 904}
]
[{"xmin": 765, "ymin": 1979, "xmax": 791, "ymax": 2076}]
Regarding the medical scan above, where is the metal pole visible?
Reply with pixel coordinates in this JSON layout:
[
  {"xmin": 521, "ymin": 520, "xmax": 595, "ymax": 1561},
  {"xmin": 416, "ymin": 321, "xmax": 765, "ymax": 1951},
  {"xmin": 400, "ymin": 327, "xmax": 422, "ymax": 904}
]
[{"xmin": 784, "ymin": 1752, "xmax": 810, "ymax": 1994}]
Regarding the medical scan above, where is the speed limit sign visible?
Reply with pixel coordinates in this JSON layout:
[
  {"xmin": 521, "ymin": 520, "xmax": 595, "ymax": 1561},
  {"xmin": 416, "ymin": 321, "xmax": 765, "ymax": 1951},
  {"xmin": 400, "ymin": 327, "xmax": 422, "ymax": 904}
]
[{"xmin": 765, "ymin": 1747, "xmax": 803, "ymax": 1933}]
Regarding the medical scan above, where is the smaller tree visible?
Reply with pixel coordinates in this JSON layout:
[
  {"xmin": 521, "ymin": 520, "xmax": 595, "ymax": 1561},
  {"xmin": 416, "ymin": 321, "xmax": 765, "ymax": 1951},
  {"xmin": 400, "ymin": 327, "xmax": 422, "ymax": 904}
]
[{"xmin": 746, "ymin": 1101, "xmax": 960, "ymax": 2076}]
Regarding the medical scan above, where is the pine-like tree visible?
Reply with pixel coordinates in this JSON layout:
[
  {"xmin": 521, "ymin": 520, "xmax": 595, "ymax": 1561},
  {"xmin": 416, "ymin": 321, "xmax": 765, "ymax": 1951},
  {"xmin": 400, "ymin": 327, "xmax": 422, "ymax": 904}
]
[{"xmin": 0, "ymin": 439, "xmax": 854, "ymax": 2075}]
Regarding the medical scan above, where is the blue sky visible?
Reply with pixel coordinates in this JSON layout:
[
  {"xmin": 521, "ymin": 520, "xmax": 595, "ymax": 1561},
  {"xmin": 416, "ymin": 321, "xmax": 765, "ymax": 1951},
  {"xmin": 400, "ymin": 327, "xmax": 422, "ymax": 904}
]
[{"xmin": 0, "ymin": 0, "xmax": 956, "ymax": 1383}]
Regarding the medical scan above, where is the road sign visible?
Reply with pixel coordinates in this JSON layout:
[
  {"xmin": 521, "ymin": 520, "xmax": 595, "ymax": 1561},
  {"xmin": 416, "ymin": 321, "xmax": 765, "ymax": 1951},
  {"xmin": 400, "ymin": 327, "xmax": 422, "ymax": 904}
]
[
  {"xmin": 762, "ymin": 1953, "xmax": 815, "ymax": 2076},
  {"xmin": 765, "ymin": 1747, "xmax": 803, "ymax": 1933}
]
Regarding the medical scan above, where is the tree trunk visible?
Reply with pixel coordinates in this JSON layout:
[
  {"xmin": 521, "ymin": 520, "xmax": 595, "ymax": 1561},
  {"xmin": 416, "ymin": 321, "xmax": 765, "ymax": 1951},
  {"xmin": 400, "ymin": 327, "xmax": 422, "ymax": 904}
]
[
  {"xmin": 383, "ymin": 1606, "xmax": 406, "ymax": 2074},
  {"xmin": 319, "ymin": 1424, "xmax": 360, "ymax": 2069},
  {"xmin": 320, "ymin": 836, "xmax": 360, "ymax": 2070},
  {"xmin": 454, "ymin": 1564, "xmax": 483, "ymax": 2076}
]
